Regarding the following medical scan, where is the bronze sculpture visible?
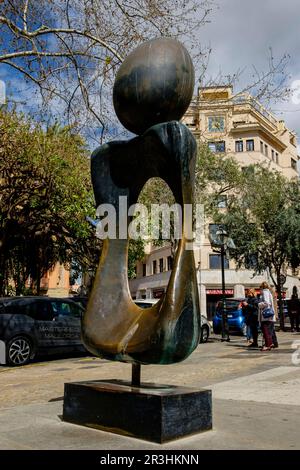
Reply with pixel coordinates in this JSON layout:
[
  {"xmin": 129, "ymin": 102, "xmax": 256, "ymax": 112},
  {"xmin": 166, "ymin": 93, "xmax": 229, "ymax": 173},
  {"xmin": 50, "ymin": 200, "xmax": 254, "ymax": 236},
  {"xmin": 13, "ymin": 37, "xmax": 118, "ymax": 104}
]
[
  {"xmin": 64, "ymin": 39, "xmax": 212, "ymax": 442},
  {"xmin": 82, "ymin": 37, "xmax": 201, "ymax": 365}
]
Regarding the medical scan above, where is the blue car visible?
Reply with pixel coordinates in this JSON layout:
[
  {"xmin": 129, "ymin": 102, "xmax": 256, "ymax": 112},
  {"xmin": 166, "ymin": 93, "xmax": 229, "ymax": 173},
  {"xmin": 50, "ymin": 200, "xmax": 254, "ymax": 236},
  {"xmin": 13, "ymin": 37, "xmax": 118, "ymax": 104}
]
[{"xmin": 213, "ymin": 298, "xmax": 247, "ymax": 336}]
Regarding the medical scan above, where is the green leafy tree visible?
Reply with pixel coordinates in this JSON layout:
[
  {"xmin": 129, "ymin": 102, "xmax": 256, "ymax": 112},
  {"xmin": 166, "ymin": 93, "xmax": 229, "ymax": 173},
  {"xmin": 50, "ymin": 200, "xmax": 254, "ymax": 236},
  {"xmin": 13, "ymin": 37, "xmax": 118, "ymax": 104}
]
[
  {"xmin": 195, "ymin": 144, "xmax": 243, "ymax": 211},
  {"xmin": 128, "ymin": 239, "xmax": 146, "ymax": 280},
  {"xmin": 0, "ymin": 109, "xmax": 100, "ymax": 295},
  {"xmin": 215, "ymin": 165, "xmax": 300, "ymax": 329},
  {"xmin": 136, "ymin": 145, "xmax": 242, "ymax": 259}
]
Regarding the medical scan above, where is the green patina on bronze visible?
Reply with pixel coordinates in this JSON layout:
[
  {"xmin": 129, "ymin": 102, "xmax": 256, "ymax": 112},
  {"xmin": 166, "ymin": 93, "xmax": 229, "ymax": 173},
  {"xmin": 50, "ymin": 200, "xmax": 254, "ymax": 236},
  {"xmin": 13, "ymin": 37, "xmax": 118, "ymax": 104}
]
[{"xmin": 82, "ymin": 38, "xmax": 201, "ymax": 365}]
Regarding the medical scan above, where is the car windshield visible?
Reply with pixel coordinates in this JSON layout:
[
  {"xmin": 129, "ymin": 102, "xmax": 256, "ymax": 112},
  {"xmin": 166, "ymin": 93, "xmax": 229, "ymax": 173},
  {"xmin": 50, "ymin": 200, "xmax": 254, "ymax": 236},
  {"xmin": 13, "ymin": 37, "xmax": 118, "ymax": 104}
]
[
  {"xmin": 217, "ymin": 300, "xmax": 241, "ymax": 311},
  {"xmin": 70, "ymin": 297, "xmax": 88, "ymax": 308}
]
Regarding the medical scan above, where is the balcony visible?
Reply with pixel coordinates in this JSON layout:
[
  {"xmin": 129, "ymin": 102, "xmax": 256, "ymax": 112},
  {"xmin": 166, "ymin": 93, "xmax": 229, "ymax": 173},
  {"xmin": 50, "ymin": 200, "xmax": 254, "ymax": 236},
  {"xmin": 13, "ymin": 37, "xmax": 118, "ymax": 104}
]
[
  {"xmin": 232, "ymin": 93, "xmax": 278, "ymax": 128},
  {"xmin": 196, "ymin": 91, "xmax": 279, "ymax": 130},
  {"xmin": 129, "ymin": 271, "xmax": 171, "ymax": 293}
]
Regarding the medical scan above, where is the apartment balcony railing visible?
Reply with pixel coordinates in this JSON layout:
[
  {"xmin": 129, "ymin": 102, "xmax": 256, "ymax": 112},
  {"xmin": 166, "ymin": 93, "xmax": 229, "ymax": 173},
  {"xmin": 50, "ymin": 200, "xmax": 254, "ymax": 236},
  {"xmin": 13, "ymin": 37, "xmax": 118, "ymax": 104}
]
[
  {"xmin": 194, "ymin": 92, "xmax": 279, "ymax": 129},
  {"xmin": 231, "ymin": 93, "xmax": 278, "ymax": 127}
]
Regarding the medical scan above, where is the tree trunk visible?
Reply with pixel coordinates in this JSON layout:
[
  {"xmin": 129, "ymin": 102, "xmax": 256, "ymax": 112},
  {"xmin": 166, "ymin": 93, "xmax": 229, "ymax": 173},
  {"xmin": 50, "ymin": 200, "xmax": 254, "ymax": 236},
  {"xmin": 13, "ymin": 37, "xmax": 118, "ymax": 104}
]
[
  {"xmin": 0, "ymin": 257, "xmax": 5, "ymax": 296},
  {"xmin": 276, "ymin": 272, "xmax": 285, "ymax": 331},
  {"xmin": 36, "ymin": 265, "xmax": 41, "ymax": 296}
]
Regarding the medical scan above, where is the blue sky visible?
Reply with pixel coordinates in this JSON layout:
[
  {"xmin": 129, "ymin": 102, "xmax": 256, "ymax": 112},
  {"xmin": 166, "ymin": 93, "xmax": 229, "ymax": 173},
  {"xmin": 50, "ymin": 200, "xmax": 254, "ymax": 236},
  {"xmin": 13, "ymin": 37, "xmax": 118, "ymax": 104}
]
[
  {"xmin": 1, "ymin": 0, "xmax": 299, "ymax": 158},
  {"xmin": 199, "ymin": 0, "xmax": 300, "ymax": 148}
]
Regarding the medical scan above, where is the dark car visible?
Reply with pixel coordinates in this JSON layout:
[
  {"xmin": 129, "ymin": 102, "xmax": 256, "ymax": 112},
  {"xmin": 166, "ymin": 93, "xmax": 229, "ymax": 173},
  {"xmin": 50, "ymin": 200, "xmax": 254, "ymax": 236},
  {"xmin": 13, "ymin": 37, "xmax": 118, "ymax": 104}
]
[
  {"xmin": 0, "ymin": 296, "xmax": 85, "ymax": 366},
  {"xmin": 213, "ymin": 298, "xmax": 247, "ymax": 336},
  {"xmin": 67, "ymin": 296, "xmax": 89, "ymax": 309}
]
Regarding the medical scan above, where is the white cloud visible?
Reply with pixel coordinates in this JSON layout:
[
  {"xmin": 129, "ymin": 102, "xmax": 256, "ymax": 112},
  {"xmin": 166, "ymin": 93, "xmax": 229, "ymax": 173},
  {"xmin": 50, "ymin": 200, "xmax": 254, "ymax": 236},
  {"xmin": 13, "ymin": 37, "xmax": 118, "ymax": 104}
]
[
  {"xmin": 200, "ymin": 0, "xmax": 300, "ymax": 145},
  {"xmin": 1, "ymin": 1, "xmax": 299, "ymax": 153}
]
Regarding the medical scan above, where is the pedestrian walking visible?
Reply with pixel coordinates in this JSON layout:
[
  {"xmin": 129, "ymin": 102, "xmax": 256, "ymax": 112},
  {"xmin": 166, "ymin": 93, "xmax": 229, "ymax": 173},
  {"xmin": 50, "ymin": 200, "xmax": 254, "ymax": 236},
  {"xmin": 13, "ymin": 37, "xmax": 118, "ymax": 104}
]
[
  {"xmin": 269, "ymin": 286, "xmax": 279, "ymax": 348},
  {"xmin": 258, "ymin": 282, "xmax": 276, "ymax": 351},
  {"xmin": 242, "ymin": 301, "xmax": 252, "ymax": 344},
  {"xmin": 242, "ymin": 289, "xmax": 259, "ymax": 348},
  {"xmin": 287, "ymin": 293, "xmax": 300, "ymax": 332}
]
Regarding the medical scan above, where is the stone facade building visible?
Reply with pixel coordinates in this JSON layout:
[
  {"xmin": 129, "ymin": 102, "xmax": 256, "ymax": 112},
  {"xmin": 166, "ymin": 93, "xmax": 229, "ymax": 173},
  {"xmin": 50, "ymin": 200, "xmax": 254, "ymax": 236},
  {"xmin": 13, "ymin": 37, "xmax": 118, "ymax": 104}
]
[{"xmin": 129, "ymin": 86, "xmax": 300, "ymax": 319}]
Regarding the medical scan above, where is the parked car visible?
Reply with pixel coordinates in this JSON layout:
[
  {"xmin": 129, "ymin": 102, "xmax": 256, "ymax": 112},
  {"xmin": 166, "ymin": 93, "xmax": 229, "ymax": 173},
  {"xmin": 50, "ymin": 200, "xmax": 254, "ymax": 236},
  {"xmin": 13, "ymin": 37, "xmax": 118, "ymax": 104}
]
[
  {"xmin": 213, "ymin": 298, "xmax": 247, "ymax": 336},
  {"xmin": 67, "ymin": 296, "xmax": 89, "ymax": 309},
  {"xmin": 134, "ymin": 299, "xmax": 210, "ymax": 343},
  {"xmin": 200, "ymin": 315, "xmax": 211, "ymax": 343},
  {"xmin": 0, "ymin": 296, "xmax": 85, "ymax": 366}
]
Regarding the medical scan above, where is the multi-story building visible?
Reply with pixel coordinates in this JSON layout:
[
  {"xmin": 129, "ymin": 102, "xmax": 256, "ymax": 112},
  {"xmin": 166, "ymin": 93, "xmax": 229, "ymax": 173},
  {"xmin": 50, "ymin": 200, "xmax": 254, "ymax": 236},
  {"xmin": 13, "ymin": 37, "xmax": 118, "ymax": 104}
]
[{"xmin": 129, "ymin": 86, "xmax": 300, "ymax": 319}]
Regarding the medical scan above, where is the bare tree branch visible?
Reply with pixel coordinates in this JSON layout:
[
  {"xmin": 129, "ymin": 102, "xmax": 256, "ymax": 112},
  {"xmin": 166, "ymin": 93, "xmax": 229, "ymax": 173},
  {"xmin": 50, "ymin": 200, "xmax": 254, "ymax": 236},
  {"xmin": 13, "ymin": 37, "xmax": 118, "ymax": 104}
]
[
  {"xmin": 0, "ymin": 15, "xmax": 124, "ymax": 62},
  {"xmin": 0, "ymin": 0, "xmax": 214, "ymax": 140},
  {"xmin": 23, "ymin": 0, "xmax": 29, "ymax": 32}
]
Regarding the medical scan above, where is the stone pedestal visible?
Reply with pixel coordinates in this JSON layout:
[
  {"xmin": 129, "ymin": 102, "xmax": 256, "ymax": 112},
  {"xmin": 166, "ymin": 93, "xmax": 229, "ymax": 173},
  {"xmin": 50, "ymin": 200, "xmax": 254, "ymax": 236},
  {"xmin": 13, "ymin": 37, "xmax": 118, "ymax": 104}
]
[{"xmin": 63, "ymin": 380, "xmax": 212, "ymax": 443}]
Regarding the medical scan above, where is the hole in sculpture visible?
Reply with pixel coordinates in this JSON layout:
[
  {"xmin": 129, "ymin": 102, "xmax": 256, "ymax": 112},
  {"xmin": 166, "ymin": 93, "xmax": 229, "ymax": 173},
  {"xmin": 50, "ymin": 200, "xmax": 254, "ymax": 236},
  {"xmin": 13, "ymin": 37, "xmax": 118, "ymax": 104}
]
[{"xmin": 128, "ymin": 178, "xmax": 178, "ymax": 300}]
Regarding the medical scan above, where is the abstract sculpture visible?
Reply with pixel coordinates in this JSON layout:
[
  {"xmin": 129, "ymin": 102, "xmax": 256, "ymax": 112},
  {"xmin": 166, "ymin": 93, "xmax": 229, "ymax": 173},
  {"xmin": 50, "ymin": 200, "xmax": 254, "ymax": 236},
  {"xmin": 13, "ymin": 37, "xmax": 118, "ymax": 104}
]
[
  {"xmin": 63, "ymin": 38, "xmax": 212, "ymax": 442},
  {"xmin": 82, "ymin": 37, "xmax": 201, "ymax": 365}
]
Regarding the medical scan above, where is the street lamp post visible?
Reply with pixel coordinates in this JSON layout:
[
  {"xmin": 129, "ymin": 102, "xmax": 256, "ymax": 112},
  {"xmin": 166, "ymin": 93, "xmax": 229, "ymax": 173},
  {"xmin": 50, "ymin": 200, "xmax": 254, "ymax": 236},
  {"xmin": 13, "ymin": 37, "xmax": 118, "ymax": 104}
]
[
  {"xmin": 209, "ymin": 227, "xmax": 235, "ymax": 342},
  {"xmin": 216, "ymin": 229, "xmax": 229, "ymax": 342},
  {"xmin": 220, "ymin": 240, "xmax": 227, "ymax": 341}
]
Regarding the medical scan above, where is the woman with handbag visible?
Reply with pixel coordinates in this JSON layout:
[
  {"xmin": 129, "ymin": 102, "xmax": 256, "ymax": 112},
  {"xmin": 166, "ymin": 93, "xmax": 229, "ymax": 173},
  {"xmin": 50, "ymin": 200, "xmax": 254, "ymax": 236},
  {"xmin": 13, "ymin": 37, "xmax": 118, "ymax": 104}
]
[{"xmin": 258, "ymin": 282, "xmax": 276, "ymax": 351}]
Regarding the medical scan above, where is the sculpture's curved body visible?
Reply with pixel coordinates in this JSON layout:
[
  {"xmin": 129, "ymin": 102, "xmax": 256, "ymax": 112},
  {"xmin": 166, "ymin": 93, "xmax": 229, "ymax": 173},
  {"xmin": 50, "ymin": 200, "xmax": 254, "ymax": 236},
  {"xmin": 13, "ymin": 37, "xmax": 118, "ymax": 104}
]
[{"xmin": 82, "ymin": 121, "xmax": 201, "ymax": 364}]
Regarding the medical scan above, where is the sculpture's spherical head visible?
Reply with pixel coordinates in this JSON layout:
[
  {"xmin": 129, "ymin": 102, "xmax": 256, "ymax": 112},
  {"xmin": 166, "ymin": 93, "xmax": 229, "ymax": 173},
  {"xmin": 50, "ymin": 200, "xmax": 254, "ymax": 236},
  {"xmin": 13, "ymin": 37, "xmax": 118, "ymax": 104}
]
[{"xmin": 113, "ymin": 38, "xmax": 195, "ymax": 135}]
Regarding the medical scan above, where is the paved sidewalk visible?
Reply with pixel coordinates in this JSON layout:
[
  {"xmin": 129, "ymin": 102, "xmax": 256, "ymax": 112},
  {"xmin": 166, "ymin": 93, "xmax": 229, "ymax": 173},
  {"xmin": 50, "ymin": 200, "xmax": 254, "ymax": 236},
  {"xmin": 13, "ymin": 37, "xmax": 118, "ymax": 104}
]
[{"xmin": 0, "ymin": 332, "xmax": 299, "ymax": 449}]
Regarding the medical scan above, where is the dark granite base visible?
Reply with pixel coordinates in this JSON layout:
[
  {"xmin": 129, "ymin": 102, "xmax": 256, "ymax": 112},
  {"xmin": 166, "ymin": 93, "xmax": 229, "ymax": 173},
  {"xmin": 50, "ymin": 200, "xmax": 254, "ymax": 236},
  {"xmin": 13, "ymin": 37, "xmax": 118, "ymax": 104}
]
[{"xmin": 63, "ymin": 380, "xmax": 212, "ymax": 443}]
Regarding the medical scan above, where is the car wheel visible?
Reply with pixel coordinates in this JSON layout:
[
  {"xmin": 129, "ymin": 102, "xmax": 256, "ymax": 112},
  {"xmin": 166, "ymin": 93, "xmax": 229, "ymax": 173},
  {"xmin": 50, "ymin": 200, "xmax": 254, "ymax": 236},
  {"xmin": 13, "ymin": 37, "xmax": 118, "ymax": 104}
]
[
  {"xmin": 6, "ymin": 336, "xmax": 34, "ymax": 366},
  {"xmin": 200, "ymin": 325, "xmax": 209, "ymax": 343}
]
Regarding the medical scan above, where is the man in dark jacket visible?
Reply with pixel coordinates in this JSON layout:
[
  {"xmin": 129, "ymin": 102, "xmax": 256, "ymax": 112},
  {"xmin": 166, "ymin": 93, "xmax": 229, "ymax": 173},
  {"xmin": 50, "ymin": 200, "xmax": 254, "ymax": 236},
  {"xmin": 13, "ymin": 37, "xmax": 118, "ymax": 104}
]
[{"xmin": 288, "ymin": 294, "xmax": 300, "ymax": 332}]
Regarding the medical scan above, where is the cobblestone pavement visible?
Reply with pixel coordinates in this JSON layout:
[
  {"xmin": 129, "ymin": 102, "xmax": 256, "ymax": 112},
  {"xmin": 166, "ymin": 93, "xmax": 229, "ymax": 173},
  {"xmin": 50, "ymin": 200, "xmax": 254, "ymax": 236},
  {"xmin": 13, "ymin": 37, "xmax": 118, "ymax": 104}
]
[{"xmin": 0, "ymin": 331, "xmax": 300, "ymax": 449}]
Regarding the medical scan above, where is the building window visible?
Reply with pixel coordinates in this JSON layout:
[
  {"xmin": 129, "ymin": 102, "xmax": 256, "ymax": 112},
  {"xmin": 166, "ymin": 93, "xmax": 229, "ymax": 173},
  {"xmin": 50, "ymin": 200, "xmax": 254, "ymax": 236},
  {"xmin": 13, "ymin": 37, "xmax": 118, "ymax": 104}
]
[
  {"xmin": 275, "ymin": 153, "xmax": 279, "ymax": 164},
  {"xmin": 216, "ymin": 195, "xmax": 227, "ymax": 208},
  {"xmin": 291, "ymin": 158, "xmax": 297, "ymax": 171},
  {"xmin": 159, "ymin": 258, "xmax": 164, "ymax": 273},
  {"xmin": 260, "ymin": 141, "xmax": 264, "ymax": 153},
  {"xmin": 208, "ymin": 116, "xmax": 225, "ymax": 133},
  {"xmin": 271, "ymin": 149, "xmax": 274, "ymax": 161},
  {"xmin": 152, "ymin": 260, "xmax": 157, "ymax": 275},
  {"xmin": 264, "ymin": 144, "xmax": 268, "ymax": 157},
  {"xmin": 235, "ymin": 140, "xmax": 243, "ymax": 152},
  {"xmin": 208, "ymin": 141, "xmax": 226, "ymax": 153},
  {"xmin": 246, "ymin": 139, "xmax": 254, "ymax": 151},
  {"xmin": 209, "ymin": 254, "xmax": 229, "ymax": 270},
  {"xmin": 167, "ymin": 256, "xmax": 173, "ymax": 271},
  {"xmin": 142, "ymin": 263, "xmax": 146, "ymax": 277}
]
